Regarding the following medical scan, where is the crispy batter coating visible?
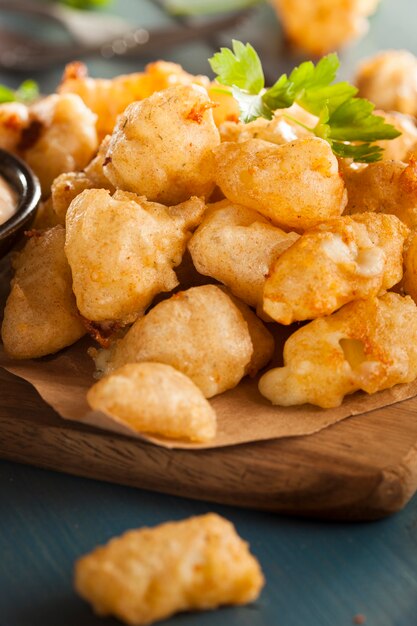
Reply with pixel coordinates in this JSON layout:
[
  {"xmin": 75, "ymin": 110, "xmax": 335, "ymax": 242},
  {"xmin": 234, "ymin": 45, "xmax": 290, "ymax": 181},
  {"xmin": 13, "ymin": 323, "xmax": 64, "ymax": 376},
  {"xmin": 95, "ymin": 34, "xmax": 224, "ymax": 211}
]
[
  {"xmin": 51, "ymin": 137, "xmax": 115, "ymax": 225},
  {"xmin": 259, "ymin": 293, "xmax": 417, "ymax": 408},
  {"xmin": 214, "ymin": 137, "xmax": 347, "ymax": 231},
  {"xmin": 219, "ymin": 104, "xmax": 315, "ymax": 144},
  {"xmin": 373, "ymin": 111, "xmax": 417, "ymax": 162},
  {"xmin": 263, "ymin": 213, "xmax": 408, "ymax": 324},
  {"xmin": 96, "ymin": 285, "xmax": 273, "ymax": 397},
  {"xmin": 59, "ymin": 60, "xmax": 210, "ymax": 140},
  {"xmin": 0, "ymin": 102, "xmax": 28, "ymax": 152},
  {"xmin": 104, "ymin": 84, "xmax": 220, "ymax": 205},
  {"xmin": 402, "ymin": 230, "xmax": 417, "ymax": 304},
  {"xmin": 75, "ymin": 513, "xmax": 264, "ymax": 626},
  {"xmin": 188, "ymin": 200, "xmax": 299, "ymax": 309},
  {"xmin": 271, "ymin": 0, "xmax": 380, "ymax": 55},
  {"xmin": 87, "ymin": 362, "xmax": 216, "ymax": 442},
  {"xmin": 1, "ymin": 226, "xmax": 85, "ymax": 359},
  {"xmin": 343, "ymin": 159, "xmax": 417, "ymax": 228},
  {"xmin": 20, "ymin": 93, "xmax": 98, "ymax": 195},
  {"xmin": 65, "ymin": 190, "xmax": 205, "ymax": 324},
  {"xmin": 356, "ymin": 50, "xmax": 417, "ymax": 116},
  {"xmin": 208, "ymin": 84, "xmax": 240, "ymax": 126}
]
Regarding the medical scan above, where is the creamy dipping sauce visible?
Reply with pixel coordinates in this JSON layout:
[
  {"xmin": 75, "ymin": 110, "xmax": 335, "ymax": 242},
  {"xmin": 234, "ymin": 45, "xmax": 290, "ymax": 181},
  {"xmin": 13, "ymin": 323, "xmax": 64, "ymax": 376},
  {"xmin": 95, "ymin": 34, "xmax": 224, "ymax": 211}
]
[{"xmin": 0, "ymin": 176, "xmax": 17, "ymax": 226}]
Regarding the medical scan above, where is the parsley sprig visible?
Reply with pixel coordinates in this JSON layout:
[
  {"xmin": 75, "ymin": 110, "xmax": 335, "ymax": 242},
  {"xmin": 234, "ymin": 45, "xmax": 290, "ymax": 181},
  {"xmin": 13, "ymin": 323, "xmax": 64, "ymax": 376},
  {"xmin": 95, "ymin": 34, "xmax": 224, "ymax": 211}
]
[
  {"xmin": 0, "ymin": 80, "xmax": 39, "ymax": 105},
  {"xmin": 209, "ymin": 41, "xmax": 400, "ymax": 163}
]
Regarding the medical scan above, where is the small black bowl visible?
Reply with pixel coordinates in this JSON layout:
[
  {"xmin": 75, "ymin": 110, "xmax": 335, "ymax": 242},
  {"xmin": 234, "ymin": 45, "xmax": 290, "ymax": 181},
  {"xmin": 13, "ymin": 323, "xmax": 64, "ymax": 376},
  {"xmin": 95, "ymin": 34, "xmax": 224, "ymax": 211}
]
[{"xmin": 0, "ymin": 148, "xmax": 41, "ymax": 258}]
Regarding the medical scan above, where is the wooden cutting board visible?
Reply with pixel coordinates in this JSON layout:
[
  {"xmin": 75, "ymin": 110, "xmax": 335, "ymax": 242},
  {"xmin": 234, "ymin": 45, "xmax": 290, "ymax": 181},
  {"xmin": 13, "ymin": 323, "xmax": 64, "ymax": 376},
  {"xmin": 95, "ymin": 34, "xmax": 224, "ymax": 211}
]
[{"xmin": 2, "ymin": 368, "xmax": 417, "ymax": 521}]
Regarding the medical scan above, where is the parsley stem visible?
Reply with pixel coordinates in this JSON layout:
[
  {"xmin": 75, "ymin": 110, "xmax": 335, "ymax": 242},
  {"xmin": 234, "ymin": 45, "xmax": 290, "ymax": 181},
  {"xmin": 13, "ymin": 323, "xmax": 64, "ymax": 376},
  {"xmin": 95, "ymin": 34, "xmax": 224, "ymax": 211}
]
[{"xmin": 282, "ymin": 113, "xmax": 314, "ymax": 134}]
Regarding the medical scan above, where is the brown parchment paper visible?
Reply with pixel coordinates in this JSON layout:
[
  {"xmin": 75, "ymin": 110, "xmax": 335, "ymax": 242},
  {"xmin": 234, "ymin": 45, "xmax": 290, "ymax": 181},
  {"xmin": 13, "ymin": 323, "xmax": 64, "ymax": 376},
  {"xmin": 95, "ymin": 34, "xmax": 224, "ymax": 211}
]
[
  {"xmin": 2, "ymin": 255, "xmax": 417, "ymax": 450},
  {"xmin": 2, "ymin": 338, "xmax": 417, "ymax": 450}
]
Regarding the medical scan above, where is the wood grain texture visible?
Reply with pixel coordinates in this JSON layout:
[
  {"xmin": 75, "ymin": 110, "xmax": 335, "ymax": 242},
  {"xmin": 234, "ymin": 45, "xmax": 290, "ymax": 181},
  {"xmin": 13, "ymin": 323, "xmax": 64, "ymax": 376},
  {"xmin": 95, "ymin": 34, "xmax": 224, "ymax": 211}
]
[{"xmin": 2, "ymin": 367, "xmax": 417, "ymax": 521}]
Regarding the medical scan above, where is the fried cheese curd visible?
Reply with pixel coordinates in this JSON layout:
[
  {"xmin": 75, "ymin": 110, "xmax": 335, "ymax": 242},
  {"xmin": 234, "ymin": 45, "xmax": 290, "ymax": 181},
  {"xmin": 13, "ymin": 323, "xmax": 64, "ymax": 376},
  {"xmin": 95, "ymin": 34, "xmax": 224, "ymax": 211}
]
[
  {"xmin": 65, "ymin": 189, "xmax": 205, "ymax": 324},
  {"xmin": 20, "ymin": 93, "xmax": 98, "ymax": 195},
  {"xmin": 259, "ymin": 293, "xmax": 417, "ymax": 408},
  {"xmin": 214, "ymin": 137, "xmax": 347, "ymax": 231},
  {"xmin": 74, "ymin": 514, "xmax": 264, "ymax": 626},
  {"xmin": 271, "ymin": 0, "xmax": 380, "ymax": 55},
  {"xmin": 342, "ymin": 159, "xmax": 417, "ymax": 229},
  {"xmin": 1, "ymin": 226, "xmax": 85, "ymax": 359},
  {"xmin": 188, "ymin": 200, "xmax": 299, "ymax": 310},
  {"xmin": 219, "ymin": 104, "xmax": 315, "ymax": 144},
  {"xmin": 87, "ymin": 363, "xmax": 216, "ymax": 443},
  {"xmin": 263, "ymin": 213, "xmax": 408, "ymax": 324},
  {"xmin": 373, "ymin": 111, "xmax": 417, "ymax": 162},
  {"xmin": 356, "ymin": 50, "xmax": 417, "ymax": 117},
  {"xmin": 51, "ymin": 136, "xmax": 115, "ymax": 225},
  {"xmin": 59, "ymin": 60, "xmax": 211, "ymax": 140},
  {"xmin": 103, "ymin": 84, "xmax": 220, "ymax": 205},
  {"xmin": 95, "ymin": 285, "xmax": 274, "ymax": 398},
  {"xmin": 402, "ymin": 230, "xmax": 417, "ymax": 304},
  {"xmin": 0, "ymin": 102, "xmax": 28, "ymax": 152}
]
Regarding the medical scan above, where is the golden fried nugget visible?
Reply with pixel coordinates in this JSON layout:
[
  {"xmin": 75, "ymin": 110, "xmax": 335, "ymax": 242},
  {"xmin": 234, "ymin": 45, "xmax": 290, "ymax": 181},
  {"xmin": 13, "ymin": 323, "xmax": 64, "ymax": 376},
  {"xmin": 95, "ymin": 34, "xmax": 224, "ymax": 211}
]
[
  {"xmin": 343, "ymin": 159, "xmax": 417, "ymax": 228},
  {"xmin": 402, "ymin": 230, "xmax": 417, "ymax": 304},
  {"xmin": 1, "ymin": 226, "xmax": 85, "ymax": 359},
  {"xmin": 219, "ymin": 104, "xmax": 315, "ymax": 144},
  {"xmin": 65, "ymin": 190, "xmax": 205, "ymax": 324},
  {"xmin": 87, "ymin": 362, "xmax": 216, "ymax": 442},
  {"xmin": 20, "ymin": 93, "xmax": 98, "ymax": 195},
  {"xmin": 188, "ymin": 200, "xmax": 299, "ymax": 309},
  {"xmin": 259, "ymin": 293, "xmax": 417, "ymax": 408},
  {"xmin": 373, "ymin": 111, "xmax": 417, "ymax": 162},
  {"xmin": 214, "ymin": 137, "xmax": 347, "ymax": 231},
  {"xmin": 75, "ymin": 513, "xmax": 264, "ymax": 626},
  {"xmin": 272, "ymin": 0, "xmax": 380, "ymax": 55},
  {"xmin": 263, "ymin": 213, "xmax": 408, "ymax": 324},
  {"xmin": 104, "ymin": 84, "xmax": 220, "ymax": 205},
  {"xmin": 59, "ymin": 60, "xmax": 210, "ymax": 140},
  {"xmin": 0, "ymin": 102, "xmax": 28, "ymax": 152},
  {"xmin": 356, "ymin": 50, "xmax": 417, "ymax": 116},
  {"xmin": 208, "ymin": 84, "xmax": 240, "ymax": 126},
  {"xmin": 51, "ymin": 137, "xmax": 115, "ymax": 225},
  {"xmin": 95, "ymin": 285, "xmax": 266, "ymax": 397}
]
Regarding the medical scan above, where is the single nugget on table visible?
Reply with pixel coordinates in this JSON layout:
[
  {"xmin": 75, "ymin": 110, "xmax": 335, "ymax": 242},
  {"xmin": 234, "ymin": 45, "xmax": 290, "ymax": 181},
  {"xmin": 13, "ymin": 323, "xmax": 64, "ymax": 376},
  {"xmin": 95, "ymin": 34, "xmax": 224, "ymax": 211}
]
[
  {"xmin": 214, "ymin": 137, "xmax": 347, "ymax": 231},
  {"xmin": 188, "ymin": 200, "xmax": 299, "ymax": 311},
  {"xmin": 65, "ymin": 190, "xmax": 205, "ymax": 324},
  {"xmin": 342, "ymin": 159, "xmax": 417, "ymax": 229},
  {"xmin": 103, "ymin": 84, "xmax": 220, "ymax": 205},
  {"xmin": 1, "ymin": 226, "xmax": 85, "ymax": 359},
  {"xmin": 259, "ymin": 293, "xmax": 417, "ymax": 409},
  {"xmin": 74, "ymin": 513, "xmax": 264, "ymax": 626},
  {"xmin": 20, "ymin": 93, "xmax": 98, "ymax": 195},
  {"xmin": 263, "ymin": 213, "xmax": 408, "ymax": 324},
  {"xmin": 87, "ymin": 362, "xmax": 216, "ymax": 443},
  {"xmin": 94, "ymin": 285, "xmax": 274, "ymax": 398}
]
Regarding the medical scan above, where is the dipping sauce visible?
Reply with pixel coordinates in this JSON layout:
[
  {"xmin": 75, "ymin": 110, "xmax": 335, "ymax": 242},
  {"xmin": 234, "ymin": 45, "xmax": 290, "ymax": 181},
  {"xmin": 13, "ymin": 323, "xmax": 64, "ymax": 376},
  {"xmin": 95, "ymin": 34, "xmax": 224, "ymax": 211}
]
[{"xmin": 0, "ymin": 175, "xmax": 17, "ymax": 226}]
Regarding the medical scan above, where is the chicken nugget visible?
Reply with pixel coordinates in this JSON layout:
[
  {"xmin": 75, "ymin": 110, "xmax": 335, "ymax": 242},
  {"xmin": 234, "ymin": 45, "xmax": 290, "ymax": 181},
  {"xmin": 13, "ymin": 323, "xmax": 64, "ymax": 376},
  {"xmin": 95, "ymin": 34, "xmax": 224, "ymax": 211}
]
[
  {"xmin": 104, "ymin": 84, "xmax": 220, "ymax": 205},
  {"xmin": 75, "ymin": 513, "xmax": 264, "ymax": 626},
  {"xmin": 188, "ymin": 200, "xmax": 299, "ymax": 309},
  {"xmin": 214, "ymin": 137, "xmax": 347, "ymax": 231},
  {"xmin": 259, "ymin": 293, "xmax": 417, "ymax": 408},
  {"xmin": 1, "ymin": 226, "xmax": 85, "ymax": 359},
  {"xmin": 263, "ymin": 213, "xmax": 408, "ymax": 324},
  {"xmin": 65, "ymin": 190, "xmax": 205, "ymax": 324},
  {"xmin": 94, "ymin": 285, "xmax": 272, "ymax": 397},
  {"xmin": 87, "ymin": 362, "xmax": 216, "ymax": 442}
]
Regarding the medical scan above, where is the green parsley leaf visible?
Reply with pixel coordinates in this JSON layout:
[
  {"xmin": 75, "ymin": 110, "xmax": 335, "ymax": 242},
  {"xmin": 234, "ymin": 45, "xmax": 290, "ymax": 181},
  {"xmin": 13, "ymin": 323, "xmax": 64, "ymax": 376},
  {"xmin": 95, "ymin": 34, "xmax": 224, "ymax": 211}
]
[
  {"xmin": 209, "ymin": 40, "xmax": 264, "ymax": 94},
  {"xmin": 208, "ymin": 41, "xmax": 401, "ymax": 163},
  {"xmin": 15, "ymin": 80, "xmax": 39, "ymax": 104},
  {"xmin": 0, "ymin": 80, "xmax": 39, "ymax": 105}
]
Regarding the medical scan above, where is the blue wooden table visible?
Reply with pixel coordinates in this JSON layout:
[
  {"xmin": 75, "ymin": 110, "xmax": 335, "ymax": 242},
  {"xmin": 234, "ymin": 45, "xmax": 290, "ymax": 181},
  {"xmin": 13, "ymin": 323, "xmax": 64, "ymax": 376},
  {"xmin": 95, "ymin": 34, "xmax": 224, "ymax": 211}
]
[{"xmin": 1, "ymin": 1, "xmax": 417, "ymax": 625}]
